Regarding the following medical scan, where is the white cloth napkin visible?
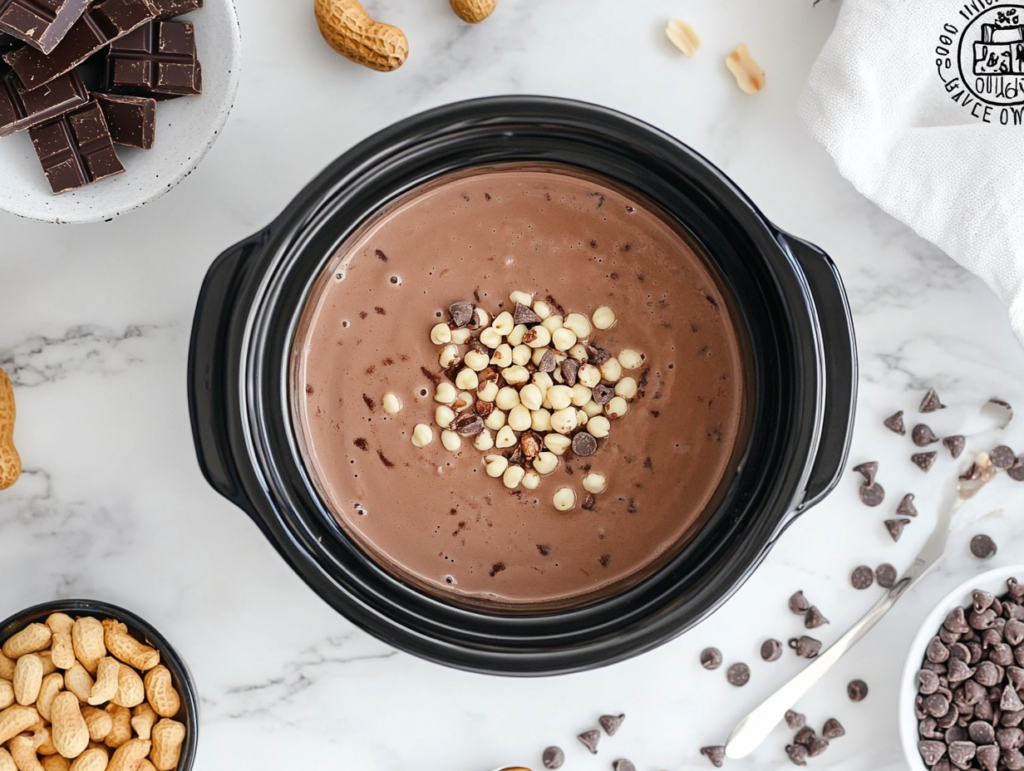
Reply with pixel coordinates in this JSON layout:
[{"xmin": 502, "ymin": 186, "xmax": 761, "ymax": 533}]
[{"xmin": 800, "ymin": 0, "xmax": 1024, "ymax": 344}]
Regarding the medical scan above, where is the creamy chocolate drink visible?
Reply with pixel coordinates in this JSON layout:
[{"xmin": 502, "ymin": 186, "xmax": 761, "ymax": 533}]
[{"xmin": 293, "ymin": 163, "xmax": 748, "ymax": 611}]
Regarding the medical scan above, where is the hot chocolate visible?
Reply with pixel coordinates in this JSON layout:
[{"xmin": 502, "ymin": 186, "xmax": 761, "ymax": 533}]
[{"xmin": 292, "ymin": 163, "xmax": 748, "ymax": 611}]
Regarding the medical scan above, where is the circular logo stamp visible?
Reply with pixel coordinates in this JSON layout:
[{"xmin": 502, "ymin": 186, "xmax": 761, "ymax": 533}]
[{"xmin": 938, "ymin": 2, "xmax": 1024, "ymax": 122}]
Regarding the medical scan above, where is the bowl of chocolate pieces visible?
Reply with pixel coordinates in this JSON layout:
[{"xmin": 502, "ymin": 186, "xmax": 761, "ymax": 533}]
[
  {"xmin": 901, "ymin": 566, "xmax": 1024, "ymax": 771},
  {"xmin": 0, "ymin": 0, "xmax": 240, "ymax": 223}
]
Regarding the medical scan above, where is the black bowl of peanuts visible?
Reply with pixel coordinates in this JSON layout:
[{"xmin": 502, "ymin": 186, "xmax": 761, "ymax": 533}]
[{"xmin": 0, "ymin": 599, "xmax": 197, "ymax": 771}]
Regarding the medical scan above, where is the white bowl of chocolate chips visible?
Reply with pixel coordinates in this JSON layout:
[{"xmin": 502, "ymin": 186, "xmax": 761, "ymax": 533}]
[
  {"xmin": 0, "ymin": 0, "xmax": 240, "ymax": 223},
  {"xmin": 900, "ymin": 565, "xmax": 1024, "ymax": 771}
]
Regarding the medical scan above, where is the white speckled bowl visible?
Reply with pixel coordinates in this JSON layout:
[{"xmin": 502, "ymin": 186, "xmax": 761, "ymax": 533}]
[
  {"xmin": 0, "ymin": 0, "xmax": 240, "ymax": 224},
  {"xmin": 899, "ymin": 565, "xmax": 1024, "ymax": 771}
]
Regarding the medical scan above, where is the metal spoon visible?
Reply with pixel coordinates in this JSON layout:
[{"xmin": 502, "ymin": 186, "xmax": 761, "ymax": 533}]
[{"xmin": 725, "ymin": 399, "xmax": 1013, "ymax": 759}]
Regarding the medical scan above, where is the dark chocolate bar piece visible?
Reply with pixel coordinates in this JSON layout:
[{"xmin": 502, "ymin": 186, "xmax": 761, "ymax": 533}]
[
  {"xmin": 0, "ymin": 62, "xmax": 86, "ymax": 137},
  {"xmin": 151, "ymin": 0, "xmax": 201, "ymax": 19},
  {"xmin": 4, "ymin": 0, "xmax": 157, "ymax": 90},
  {"xmin": 95, "ymin": 92, "xmax": 154, "ymax": 148},
  {"xmin": 106, "ymin": 19, "xmax": 200, "ymax": 96},
  {"xmin": 29, "ymin": 101, "xmax": 125, "ymax": 193},
  {"xmin": 0, "ymin": 0, "xmax": 91, "ymax": 55}
]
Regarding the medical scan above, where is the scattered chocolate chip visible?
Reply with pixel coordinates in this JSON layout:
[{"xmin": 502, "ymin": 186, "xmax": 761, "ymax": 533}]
[
  {"xmin": 805, "ymin": 607, "xmax": 829, "ymax": 629},
  {"xmin": 612, "ymin": 760, "xmax": 636, "ymax": 771},
  {"xmin": 542, "ymin": 746, "xmax": 565, "ymax": 769},
  {"xmin": 860, "ymin": 482, "xmax": 886, "ymax": 507},
  {"xmin": 944, "ymin": 435, "xmax": 966, "ymax": 459},
  {"xmin": 577, "ymin": 730, "xmax": 600, "ymax": 754},
  {"xmin": 877, "ymin": 563, "xmax": 898, "ymax": 589},
  {"xmin": 884, "ymin": 410, "xmax": 907, "ymax": 435},
  {"xmin": 794, "ymin": 726, "xmax": 817, "ymax": 747},
  {"xmin": 822, "ymin": 718, "xmax": 845, "ymax": 739},
  {"xmin": 587, "ymin": 345, "xmax": 611, "ymax": 365},
  {"xmin": 948, "ymin": 740, "xmax": 977, "ymax": 768},
  {"xmin": 727, "ymin": 662, "xmax": 751, "ymax": 686},
  {"xmin": 853, "ymin": 461, "xmax": 878, "ymax": 485},
  {"xmin": 848, "ymin": 679, "xmax": 869, "ymax": 701},
  {"xmin": 885, "ymin": 518, "xmax": 911, "ymax": 542},
  {"xmin": 977, "ymin": 744, "xmax": 1000, "ymax": 771},
  {"xmin": 790, "ymin": 636, "xmax": 822, "ymax": 658},
  {"xmin": 448, "ymin": 301, "xmax": 474, "ymax": 328},
  {"xmin": 898, "ymin": 493, "xmax": 918, "ymax": 517},
  {"xmin": 592, "ymin": 384, "xmax": 614, "ymax": 405},
  {"xmin": 700, "ymin": 746, "xmax": 725, "ymax": 767},
  {"xmin": 991, "ymin": 445, "xmax": 1018, "ymax": 469},
  {"xmin": 913, "ymin": 452, "xmax": 938, "ymax": 472},
  {"xmin": 539, "ymin": 349, "xmax": 556, "ymax": 373},
  {"xmin": 925, "ymin": 693, "xmax": 952, "ymax": 718},
  {"xmin": 786, "ymin": 743, "xmax": 809, "ymax": 766},
  {"xmin": 1005, "ymin": 686, "xmax": 1024, "ymax": 712},
  {"xmin": 921, "ymin": 389, "xmax": 946, "ymax": 413},
  {"xmin": 572, "ymin": 432, "xmax": 598, "ymax": 457},
  {"xmin": 914, "ymin": 424, "xmax": 940, "ymax": 446},
  {"xmin": 947, "ymin": 658, "xmax": 975, "ymax": 684},
  {"xmin": 920, "ymin": 740, "xmax": 948, "ymax": 766},
  {"xmin": 971, "ymin": 535, "xmax": 998, "ymax": 560},
  {"xmin": 808, "ymin": 738, "xmax": 830, "ymax": 757},
  {"xmin": 851, "ymin": 565, "xmax": 874, "ymax": 590},
  {"xmin": 513, "ymin": 302, "xmax": 540, "ymax": 325},
  {"xmin": 761, "ymin": 638, "xmax": 783, "ymax": 662},
  {"xmin": 970, "ymin": 722, "xmax": 996, "ymax": 745},
  {"xmin": 785, "ymin": 710, "xmax": 806, "ymax": 730},
  {"xmin": 1010, "ymin": 459, "xmax": 1024, "ymax": 482},
  {"xmin": 560, "ymin": 359, "xmax": 579, "ymax": 387},
  {"xmin": 789, "ymin": 591, "xmax": 811, "ymax": 615},
  {"xmin": 599, "ymin": 714, "xmax": 625, "ymax": 736},
  {"xmin": 701, "ymin": 647, "xmax": 723, "ymax": 670}
]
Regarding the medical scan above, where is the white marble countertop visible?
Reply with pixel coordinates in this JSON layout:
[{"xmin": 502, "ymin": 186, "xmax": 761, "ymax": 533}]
[{"xmin": 3, "ymin": 1, "xmax": 1024, "ymax": 769}]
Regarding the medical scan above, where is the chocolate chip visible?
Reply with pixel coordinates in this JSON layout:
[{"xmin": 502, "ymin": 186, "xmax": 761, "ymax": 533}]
[
  {"xmin": 920, "ymin": 740, "xmax": 948, "ymax": 765},
  {"xmin": 785, "ymin": 710, "xmax": 806, "ymax": 730},
  {"xmin": 761, "ymin": 638, "xmax": 783, "ymax": 662},
  {"xmin": 577, "ymin": 730, "xmax": 600, "ymax": 754},
  {"xmin": 1004, "ymin": 686, "xmax": 1024, "ymax": 712},
  {"xmin": 599, "ymin": 714, "xmax": 625, "ymax": 736},
  {"xmin": 886, "ymin": 518, "xmax": 911, "ymax": 541},
  {"xmin": 970, "ymin": 722, "xmax": 996, "ymax": 745},
  {"xmin": 808, "ymin": 738, "xmax": 830, "ymax": 757},
  {"xmin": 701, "ymin": 647, "xmax": 723, "ymax": 670},
  {"xmin": 727, "ymin": 662, "xmax": 750, "ymax": 686},
  {"xmin": 794, "ymin": 726, "xmax": 817, "ymax": 746},
  {"xmin": 587, "ymin": 345, "xmax": 611, "ymax": 365},
  {"xmin": 928, "ymin": 637, "xmax": 951, "ymax": 663},
  {"xmin": 1007, "ymin": 620, "xmax": 1024, "ymax": 646},
  {"xmin": 453, "ymin": 414, "xmax": 485, "ymax": 436},
  {"xmin": 592, "ymin": 384, "xmax": 614, "ymax": 405},
  {"xmin": 948, "ymin": 658, "xmax": 976, "ymax": 684},
  {"xmin": 612, "ymin": 760, "xmax": 636, "ymax": 771},
  {"xmin": 877, "ymin": 563, "xmax": 898, "ymax": 589},
  {"xmin": 786, "ymin": 743, "xmax": 809, "ymax": 766},
  {"xmin": 944, "ymin": 435, "xmax": 966, "ymax": 459},
  {"xmin": 1010, "ymin": 459, "xmax": 1024, "ymax": 482},
  {"xmin": 805, "ymin": 606, "xmax": 829, "ymax": 629},
  {"xmin": 919, "ymin": 670, "xmax": 942, "ymax": 694},
  {"xmin": 572, "ymin": 432, "xmax": 598, "ymax": 457},
  {"xmin": 448, "ymin": 301, "xmax": 474, "ymax": 328},
  {"xmin": 898, "ymin": 493, "xmax": 918, "ymax": 517},
  {"xmin": 999, "ymin": 728, "xmax": 1024, "ymax": 750},
  {"xmin": 971, "ymin": 535, "xmax": 998, "ymax": 560},
  {"xmin": 926, "ymin": 693, "xmax": 952, "ymax": 717},
  {"xmin": 949, "ymin": 740, "xmax": 977, "ymax": 768},
  {"xmin": 542, "ymin": 746, "xmax": 565, "ymax": 769},
  {"xmin": 914, "ymin": 424, "xmax": 940, "ymax": 446},
  {"xmin": 560, "ymin": 359, "xmax": 579, "ymax": 387},
  {"xmin": 853, "ymin": 461, "xmax": 878, "ymax": 485},
  {"xmin": 848, "ymin": 679, "xmax": 869, "ymax": 701},
  {"xmin": 992, "ymin": 445, "xmax": 1018, "ymax": 469},
  {"xmin": 822, "ymin": 718, "xmax": 845, "ymax": 739},
  {"xmin": 860, "ymin": 482, "xmax": 886, "ymax": 507},
  {"xmin": 922, "ymin": 388, "xmax": 946, "ymax": 413},
  {"xmin": 513, "ymin": 302, "xmax": 540, "ymax": 325},
  {"xmin": 946, "ymin": 607, "xmax": 972, "ymax": 634},
  {"xmin": 539, "ymin": 349, "xmax": 556, "ymax": 373},
  {"xmin": 851, "ymin": 565, "xmax": 874, "ymax": 589},
  {"xmin": 913, "ymin": 452, "xmax": 938, "ymax": 471},
  {"xmin": 1007, "ymin": 749, "xmax": 1024, "ymax": 771},
  {"xmin": 790, "ymin": 636, "xmax": 822, "ymax": 658},
  {"xmin": 884, "ymin": 410, "xmax": 907, "ymax": 435},
  {"xmin": 977, "ymin": 744, "xmax": 1000, "ymax": 771},
  {"xmin": 700, "ymin": 746, "xmax": 725, "ymax": 767},
  {"xmin": 789, "ymin": 591, "xmax": 810, "ymax": 615}
]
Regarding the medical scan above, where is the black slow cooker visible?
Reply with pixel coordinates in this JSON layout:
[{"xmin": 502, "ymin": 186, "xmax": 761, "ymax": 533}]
[{"xmin": 187, "ymin": 96, "xmax": 857, "ymax": 676}]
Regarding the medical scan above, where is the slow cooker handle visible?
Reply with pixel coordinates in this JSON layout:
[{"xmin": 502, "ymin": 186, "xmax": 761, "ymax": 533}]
[
  {"xmin": 187, "ymin": 230, "xmax": 268, "ymax": 521},
  {"xmin": 782, "ymin": 233, "xmax": 858, "ymax": 510}
]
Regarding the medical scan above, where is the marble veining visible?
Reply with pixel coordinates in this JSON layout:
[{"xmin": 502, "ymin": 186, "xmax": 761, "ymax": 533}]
[{"xmin": 2, "ymin": 0, "xmax": 1024, "ymax": 769}]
